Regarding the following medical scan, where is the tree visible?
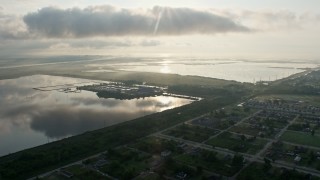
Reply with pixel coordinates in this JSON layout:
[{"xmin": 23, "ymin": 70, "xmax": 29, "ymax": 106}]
[
  {"xmin": 305, "ymin": 122, "xmax": 310, "ymax": 128},
  {"xmin": 164, "ymin": 157, "xmax": 174, "ymax": 168},
  {"xmin": 240, "ymin": 134, "xmax": 246, "ymax": 141},
  {"xmin": 311, "ymin": 129, "xmax": 315, "ymax": 136},
  {"xmin": 196, "ymin": 166, "xmax": 203, "ymax": 175},
  {"xmin": 244, "ymin": 107, "xmax": 251, "ymax": 112},
  {"xmin": 263, "ymin": 158, "xmax": 272, "ymax": 170},
  {"xmin": 123, "ymin": 169, "xmax": 135, "ymax": 179},
  {"xmin": 108, "ymin": 161, "xmax": 122, "ymax": 173},
  {"xmin": 308, "ymin": 151, "xmax": 316, "ymax": 164},
  {"xmin": 206, "ymin": 152, "xmax": 217, "ymax": 162},
  {"xmin": 232, "ymin": 154, "xmax": 244, "ymax": 168}
]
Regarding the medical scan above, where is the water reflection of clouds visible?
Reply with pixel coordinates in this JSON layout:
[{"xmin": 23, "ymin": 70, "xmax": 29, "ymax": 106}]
[
  {"xmin": 135, "ymin": 97, "xmax": 174, "ymax": 108},
  {"xmin": 70, "ymin": 95, "xmax": 187, "ymax": 112},
  {"xmin": 29, "ymin": 106, "xmax": 149, "ymax": 138},
  {"xmin": 0, "ymin": 83, "xmax": 42, "ymax": 104},
  {"xmin": 0, "ymin": 102, "xmax": 149, "ymax": 138},
  {"xmin": 70, "ymin": 97, "xmax": 122, "ymax": 107},
  {"xmin": 0, "ymin": 75, "xmax": 191, "ymax": 148}
]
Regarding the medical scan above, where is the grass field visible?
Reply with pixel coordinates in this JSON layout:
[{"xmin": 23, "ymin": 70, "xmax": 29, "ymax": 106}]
[
  {"xmin": 163, "ymin": 124, "xmax": 219, "ymax": 142},
  {"xmin": 280, "ymin": 130, "xmax": 320, "ymax": 148},
  {"xmin": 255, "ymin": 94, "xmax": 320, "ymax": 107},
  {"xmin": 206, "ymin": 132, "xmax": 268, "ymax": 154},
  {"xmin": 268, "ymin": 143, "xmax": 320, "ymax": 170},
  {"xmin": 237, "ymin": 162, "xmax": 320, "ymax": 180},
  {"xmin": 98, "ymin": 147, "xmax": 150, "ymax": 179},
  {"xmin": 229, "ymin": 123, "xmax": 261, "ymax": 137},
  {"xmin": 42, "ymin": 164, "xmax": 108, "ymax": 180},
  {"xmin": 174, "ymin": 150, "xmax": 241, "ymax": 177}
]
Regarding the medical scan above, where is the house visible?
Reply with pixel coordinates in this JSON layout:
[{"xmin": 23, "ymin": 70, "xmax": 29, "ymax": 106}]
[
  {"xmin": 223, "ymin": 154, "xmax": 232, "ymax": 161},
  {"xmin": 59, "ymin": 170, "xmax": 73, "ymax": 178},
  {"xmin": 161, "ymin": 150, "xmax": 172, "ymax": 158},
  {"xmin": 286, "ymin": 152, "xmax": 295, "ymax": 156},
  {"xmin": 190, "ymin": 147, "xmax": 201, "ymax": 156},
  {"xmin": 178, "ymin": 143, "xmax": 188, "ymax": 151},
  {"xmin": 176, "ymin": 172, "xmax": 187, "ymax": 179},
  {"xmin": 294, "ymin": 155, "xmax": 302, "ymax": 163},
  {"xmin": 94, "ymin": 159, "xmax": 109, "ymax": 168}
]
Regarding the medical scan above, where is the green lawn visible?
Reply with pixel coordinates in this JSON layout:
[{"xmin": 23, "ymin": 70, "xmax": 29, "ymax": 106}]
[
  {"xmin": 280, "ymin": 131, "xmax": 320, "ymax": 148},
  {"xmin": 129, "ymin": 136, "xmax": 180, "ymax": 154},
  {"xmin": 42, "ymin": 164, "xmax": 109, "ymax": 180},
  {"xmin": 237, "ymin": 162, "xmax": 320, "ymax": 180},
  {"xmin": 274, "ymin": 143, "xmax": 320, "ymax": 170},
  {"xmin": 255, "ymin": 94, "xmax": 320, "ymax": 107},
  {"xmin": 99, "ymin": 147, "xmax": 151, "ymax": 179},
  {"xmin": 163, "ymin": 124, "xmax": 219, "ymax": 142},
  {"xmin": 206, "ymin": 132, "xmax": 268, "ymax": 154},
  {"xmin": 229, "ymin": 123, "xmax": 261, "ymax": 137},
  {"xmin": 174, "ymin": 150, "xmax": 242, "ymax": 177}
]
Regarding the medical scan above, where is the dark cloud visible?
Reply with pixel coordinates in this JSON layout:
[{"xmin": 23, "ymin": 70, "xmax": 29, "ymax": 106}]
[
  {"xmin": 23, "ymin": 6, "xmax": 249, "ymax": 38},
  {"xmin": 1, "ymin": 6, "xmax": 320, "ymax": 41}
]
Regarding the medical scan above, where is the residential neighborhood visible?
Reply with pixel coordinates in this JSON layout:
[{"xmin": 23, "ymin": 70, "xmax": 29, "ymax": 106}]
[{"xmin": 38, "ymin": 96, "xmax": 320, "ymax": 179}]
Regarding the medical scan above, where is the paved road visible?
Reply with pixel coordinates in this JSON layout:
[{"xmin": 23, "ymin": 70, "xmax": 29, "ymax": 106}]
[
  {"xmin": 155, "ymin": 133, "xmax": 253, "ymax": 159},
  {"xmin": 231, "ymin": 114, "xmax": 300, "ymax": 179},
  {"xmin": 155, "ymin": 111, "xmax": 320, "ymax": 179},
  {"xmin": 201, "ymin": 110, "xmax": 262, "ymax": 144},
  {"xmin": 156, "ymin": 129, "xmax": 320, "ymax": 179},
  {"xmin": 151, "ymin": 113, "xmax": 209, "ymax": 136},
  {"xmin": 257, "ymin": 114, "xmax": 299, "ymax": 158},
  {"xmin": 28, "ymin": 112, "xmax": 210, "ymax": 180},
  {"xmin": 29, "ymin": 106, "xmax": 320, "ymax": 179},
  {"xmin": 27, "ymin": 151, "xmax": 111, "ymax": 180}
]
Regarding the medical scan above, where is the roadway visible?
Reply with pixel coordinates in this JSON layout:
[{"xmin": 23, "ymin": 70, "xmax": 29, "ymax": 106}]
[{"xmin": 29, "ymin": 106, "xmax": 320, "ymax": 179}]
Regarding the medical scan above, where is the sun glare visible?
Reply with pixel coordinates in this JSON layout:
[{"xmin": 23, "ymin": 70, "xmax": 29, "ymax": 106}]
[{"xmin": 160, "ymin": 65, "xmax": 171, "ymax": 73}]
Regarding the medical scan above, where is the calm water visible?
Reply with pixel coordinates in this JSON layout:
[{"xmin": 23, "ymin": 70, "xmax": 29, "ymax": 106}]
[
  {"xmin": 88, "ymin": 59, "xmax": 318, "ymax": 83},
  {"xmin": 0, "ymin": 75, "xmax": 191, "ymax": 156}
]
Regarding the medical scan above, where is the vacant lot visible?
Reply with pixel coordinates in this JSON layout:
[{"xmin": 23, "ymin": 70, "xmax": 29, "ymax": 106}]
[
  {"xmin": 174, "ymin": 149, "xmax": 242, "ymax": 177},
  {"xmin": 229, "ymin": 123, "xmax": 261, "ymax": 136},
  {"xmin": 237, "ymin": 162, "xmax": 320, "ymax": 180},
  {"xmin": 206, "ymin": 132, "xmax": 268, "ymax": 154},
  {"xmin": 280, "ymin": 130, "xmax": 320, "ymax": 148},
  {"xmin": 163, "ymin": 124, "xmax": 219, "ymax": 142}
]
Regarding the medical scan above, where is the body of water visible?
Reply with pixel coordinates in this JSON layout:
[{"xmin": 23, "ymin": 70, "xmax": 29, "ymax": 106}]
[
  {"xmin": 88, "ymin": 59, "xmax": 318, "ymax": 83},
  {"xmin": 0, "ymin": 75, "xmax": 191, "ymax": 156}
]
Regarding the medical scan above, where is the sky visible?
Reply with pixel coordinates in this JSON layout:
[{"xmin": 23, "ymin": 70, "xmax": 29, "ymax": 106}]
[{"xmin": 0, "ymin": 0, "xmax": 320, "ymax": 60}]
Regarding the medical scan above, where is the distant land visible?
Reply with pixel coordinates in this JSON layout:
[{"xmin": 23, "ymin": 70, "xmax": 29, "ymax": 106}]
[{"xmin": 0, "ymin": 56, "xmax": 320, "ymax": 179}]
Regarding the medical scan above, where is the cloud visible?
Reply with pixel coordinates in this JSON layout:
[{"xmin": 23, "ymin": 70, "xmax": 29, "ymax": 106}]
[
  {"xmin": 45, "ymin": 39, "xmax": 161, "ymax": 53},
  {"xmin": 0, "ymin": 37, "xmax": 160, "ymax": 56},
  {"xmin": 212, "ymin": 9, "xmax": 320, "ymax": 31},
  {"xmin": 22, "ymin": 6, "xmax": 249, "ymax": 38},
  {"xmin": 0, "ymin": 12, "xmax": 28, "ymax": 40},
  {"xmin": 139, "ymin": 39, "xmax": 161, "ymax": 46},
  {"xmin": 1, "ymin": 5, "xmax": 319, "ymax": 41}
]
